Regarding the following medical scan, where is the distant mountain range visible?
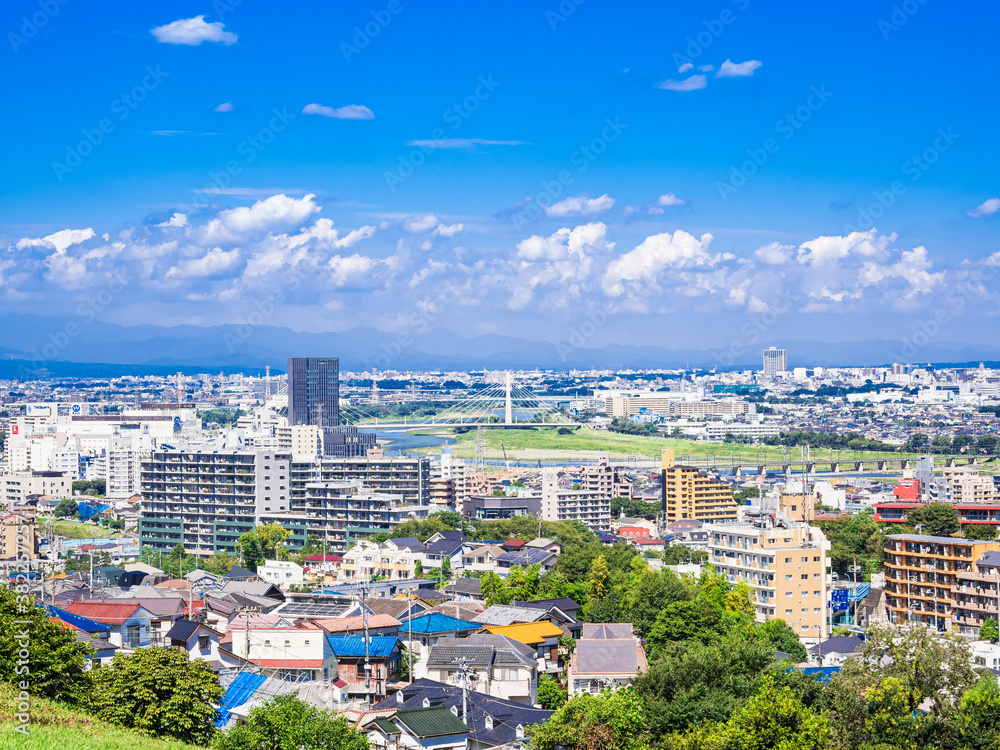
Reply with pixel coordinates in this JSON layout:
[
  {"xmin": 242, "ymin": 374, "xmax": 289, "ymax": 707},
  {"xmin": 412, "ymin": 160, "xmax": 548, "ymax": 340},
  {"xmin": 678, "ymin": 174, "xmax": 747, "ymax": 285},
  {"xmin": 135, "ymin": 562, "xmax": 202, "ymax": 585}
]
[{"xmin": 2, "ymin": 312, "xmax": 1000, "ymax": 377}]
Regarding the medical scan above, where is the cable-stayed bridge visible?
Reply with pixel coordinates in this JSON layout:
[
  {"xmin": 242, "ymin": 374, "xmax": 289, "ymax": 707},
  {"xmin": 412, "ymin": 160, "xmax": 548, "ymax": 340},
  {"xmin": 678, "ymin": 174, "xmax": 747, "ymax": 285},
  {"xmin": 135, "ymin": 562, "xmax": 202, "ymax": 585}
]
[{"xmin": 339, "ymin": 372, "xmax": 576, "ymax": 430}]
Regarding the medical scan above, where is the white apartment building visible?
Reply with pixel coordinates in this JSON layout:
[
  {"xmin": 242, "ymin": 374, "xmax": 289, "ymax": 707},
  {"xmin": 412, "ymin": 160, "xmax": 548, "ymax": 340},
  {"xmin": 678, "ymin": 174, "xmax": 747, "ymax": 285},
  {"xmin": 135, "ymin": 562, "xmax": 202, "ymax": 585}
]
[{"xmin": 541, "ymin": 468, "xmax": 611, "ymax": 532}]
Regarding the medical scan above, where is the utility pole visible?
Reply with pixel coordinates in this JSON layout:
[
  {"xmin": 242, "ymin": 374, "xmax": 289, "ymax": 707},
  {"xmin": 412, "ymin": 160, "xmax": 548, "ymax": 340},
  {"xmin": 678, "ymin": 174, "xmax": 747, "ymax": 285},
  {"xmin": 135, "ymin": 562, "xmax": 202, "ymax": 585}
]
[{"xmin": 456, "ymin": 658, "xmax": 473, "ymax": 725}]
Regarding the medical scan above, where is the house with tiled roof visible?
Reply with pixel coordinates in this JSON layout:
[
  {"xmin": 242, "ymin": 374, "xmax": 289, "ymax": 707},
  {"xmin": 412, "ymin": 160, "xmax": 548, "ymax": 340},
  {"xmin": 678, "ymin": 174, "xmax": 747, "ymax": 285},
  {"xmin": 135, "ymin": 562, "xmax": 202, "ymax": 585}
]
[
  {"xmin": 478, "ymin": 621, "xmax": 565, "ymax": 674},
  {"xmin": 166, "ymin": 619, "xmax": 226, "ymax": 668},
  {"xmin": 327, "ymin": 634, "xmax": 401, "ymax": 699},
  {"xmin": 227, "ymin": 624, "xmax": 337, "ymax": 682},
  {"xmin": 46, "ymin": 605, "xmax": 118, "ymax": 666},
  {"xmin": 314, "ymin": 613, "xmax": 401, "ymax": 637},
  {"xmin": 567, "ymin": 622, "xmax": 647, "ymax": 695},
  {"xmin": 373, "ymin": 678, "xmax": 552, "ymax": 750},
  {"xmin": 63, "ymin": 600, "xmax": 154, "ymax": 648},
  {"xmin": 495, "ymin": 548, "xmax": 557, "ymax": 576},
  {"xmin": 399, "ymin": 612, "xmax": 481, "ymax": 679},
  {"xmin": 368, "ymin": 705, "xmax": 470, "ymax": 750},
  {"xmin": 423, "ymin": 531, "xmax": 474, "ymax": 574},
  {"xmin": 426, "ymin": 634, "xmax": 538, "ymax": 705}
]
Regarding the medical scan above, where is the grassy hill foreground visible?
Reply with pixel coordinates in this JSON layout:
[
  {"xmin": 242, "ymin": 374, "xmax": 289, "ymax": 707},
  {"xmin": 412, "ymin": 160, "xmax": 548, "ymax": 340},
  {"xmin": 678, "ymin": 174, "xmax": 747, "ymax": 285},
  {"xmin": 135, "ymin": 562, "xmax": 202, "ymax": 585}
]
[{"xmin": 0, "ymin": 682, "xmax": 201, "ymax": 750}]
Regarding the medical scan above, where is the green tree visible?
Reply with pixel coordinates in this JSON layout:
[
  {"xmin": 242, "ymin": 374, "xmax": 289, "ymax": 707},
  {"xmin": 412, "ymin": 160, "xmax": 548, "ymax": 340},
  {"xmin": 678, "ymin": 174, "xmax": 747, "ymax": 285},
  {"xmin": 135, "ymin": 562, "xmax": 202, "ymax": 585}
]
[
  {"xmin": 88, "ymin": 647, "xmax": 223, "ymax": 744},
  {"xmin": 589, "ymin": 555, "xmax": 609, "ymax": 603},
  {"xmin": 648, "ymin": 599, "xmax": 726, "ymax": 648},
  {"xmin": 981, "ymin": 617, "xmax": 1000, "ymax": 644},
  {"xmin": 908, "ymin": 502, "xmax": 961, "ymax": 537},
  {"xmin": 664, "ymin": 676, "xmax": 830, "ymax": 750},
  {"xmin": 538, "ymin": 674, "xmax": 568, "ymax": 710},
  {"xmin": 214, "ymin": 694, "xmax": 370, "ymax": 750},
  {"xmin": 237, "ymin": 523, "xmax": 291, "ymax": 571},
  {"xmin": 530, "ymin": 688, "xmax": 649, "ymax": 750},
  {"xmin": 723, "ymin": 581, "xmax": 754, "ymax": 617},
  {"xmin": 53, "ymin": 497, "xmax": 79, "ymax": 518},
  {"xmin": 965, "ymin": 524, "xmax": 999, "ymax": 541},
  {"xmin": 0, "ymin": 587, "xmax": 92, "ymax": 703},
  {"xmin": 759, "ymin": 618, "xmax": 807, "ymax": 662},
  {"xmin": 954, "ymin": 676, "xmax": 1000, "ymax": 750}
]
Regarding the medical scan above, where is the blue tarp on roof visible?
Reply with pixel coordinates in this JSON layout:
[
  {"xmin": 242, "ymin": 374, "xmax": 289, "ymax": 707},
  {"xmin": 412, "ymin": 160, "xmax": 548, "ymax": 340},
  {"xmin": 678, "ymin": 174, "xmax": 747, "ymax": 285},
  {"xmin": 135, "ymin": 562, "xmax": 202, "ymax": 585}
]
[
  {"xmin": 215, "ymin": 672, "xmax": 266, "ymax": 728},
  {"xmin": 400, "ymin": 612, "xmax": 478, "ymax": 634},
  {"xmin": 326, "ymin": 635, "xmax": 398, "ymax": 658},
  {"xmin": 793, "ymin": 666, "xmax": 841, "ymax": 681},
  {"xmin": 45, "ymin": 604, "xmax": 111, "ymax": 633}
]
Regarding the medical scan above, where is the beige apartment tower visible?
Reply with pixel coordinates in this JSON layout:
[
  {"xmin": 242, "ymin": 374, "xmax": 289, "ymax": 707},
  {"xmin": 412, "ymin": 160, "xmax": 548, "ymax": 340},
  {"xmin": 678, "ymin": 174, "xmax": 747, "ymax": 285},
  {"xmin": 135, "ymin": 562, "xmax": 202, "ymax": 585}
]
[{"xmin": 660, "ymin": 449, "xmax": 739, "ymax": 523}]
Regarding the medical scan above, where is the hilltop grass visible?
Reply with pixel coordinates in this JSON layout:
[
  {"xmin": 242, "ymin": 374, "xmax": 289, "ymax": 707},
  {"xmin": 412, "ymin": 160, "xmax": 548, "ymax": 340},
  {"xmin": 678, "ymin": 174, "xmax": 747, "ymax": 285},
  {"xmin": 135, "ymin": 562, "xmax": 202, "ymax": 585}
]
[
  {"xmin": 0, "ymin": 682, "xmax": 201, "ymax": 750},
  {"xmin": 50, "ymin": 520, "xmax": 121, "ymax": 540},
  {"xmin": 413, "ymin": 425, "xmax": 921, "ymax": 463}
]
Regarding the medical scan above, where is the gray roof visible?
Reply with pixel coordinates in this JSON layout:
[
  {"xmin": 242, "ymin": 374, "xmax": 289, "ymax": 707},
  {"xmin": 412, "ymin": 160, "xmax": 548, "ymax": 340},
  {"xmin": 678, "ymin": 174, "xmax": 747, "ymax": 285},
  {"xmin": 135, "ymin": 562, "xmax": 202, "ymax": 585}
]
[
  {"xmin": 581, "ymin": 623, "xmax": 633, "ymax": 639},
  {"xmin": 444, "ymin": 578, "xmax": 481, "ymax": 595},
  {"xmin": 472, "ymin": 605, "xmax": 547, "ymax": 627},
  {"xmin": 219, "ymin": 581, "xmax": 284, "ymax": 600},
  {"xmin": 810, "ymin": 635, "xmax": 864, "ymax": 655},
  {"xmin": 887, "ymin": 534, "xmax": 980, "ymax": 545},
  {"xmin": 576, "ymin": 638, "xmax": 642, "ymax": 674},
  {"xmin": 427, "ymin": 634, "xmax": 536, "ymax": 670},
  {"xmin": 365, "ymin": 598, "xmax": 428, "ymax": 619},
  {"xmin": 978, "ymin": 551, "xmax": 1000, "ymax": 567}
]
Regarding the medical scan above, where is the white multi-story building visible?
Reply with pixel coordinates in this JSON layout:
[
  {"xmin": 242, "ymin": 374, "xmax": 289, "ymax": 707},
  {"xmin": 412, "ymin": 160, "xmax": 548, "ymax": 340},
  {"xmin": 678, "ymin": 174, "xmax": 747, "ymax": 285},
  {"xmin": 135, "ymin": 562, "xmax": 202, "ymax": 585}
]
[{"xmin": 540, "ymin": 468, "xmax": 611, "ymax": 532}]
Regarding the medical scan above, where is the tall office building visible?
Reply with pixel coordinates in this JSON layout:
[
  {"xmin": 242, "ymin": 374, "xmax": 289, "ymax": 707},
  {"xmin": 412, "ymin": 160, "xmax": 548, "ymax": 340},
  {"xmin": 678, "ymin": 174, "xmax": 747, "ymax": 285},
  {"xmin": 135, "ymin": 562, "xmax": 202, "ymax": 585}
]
[
  {"xmin": 287, "ymin": 357, "xmax": 340, "ymax": 429},
  {"xmin": 287, "ymin": 357, "xmax": 375, "ymax": 457},
  {"xmin": 762, "ymin": 347, "xmax": 787, "ymax": 378}
]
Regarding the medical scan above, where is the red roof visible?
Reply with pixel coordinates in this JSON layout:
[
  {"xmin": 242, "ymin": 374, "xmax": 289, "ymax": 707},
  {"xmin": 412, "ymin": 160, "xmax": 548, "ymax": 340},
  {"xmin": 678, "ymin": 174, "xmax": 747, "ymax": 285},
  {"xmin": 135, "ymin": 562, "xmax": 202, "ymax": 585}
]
[
  {"xmin": 635, "ymin": 538, "xmax": 665, "ymax": 545},
  {"xmin": 303, "ymin": 554, "xmax": 343, "ymax": 562},
  {"xmin": 316, "ymin": 614, "xmax": 401, "ymax": 632},
  {"xmin": 249, "ymin": 658, "xmax": 326, "ymax": 668},
  {"xmin": 65, "ymin": 601, "xmax": 144, "ymax": 625},
  {"xmin": 503, "ymin": 540, "xmax": 527, "ymax": 547}
]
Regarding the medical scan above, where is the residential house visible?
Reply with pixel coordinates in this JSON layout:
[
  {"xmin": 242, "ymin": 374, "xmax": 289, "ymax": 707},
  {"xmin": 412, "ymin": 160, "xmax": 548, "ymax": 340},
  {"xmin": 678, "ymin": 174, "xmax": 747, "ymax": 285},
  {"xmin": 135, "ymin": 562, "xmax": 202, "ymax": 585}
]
[
  {"xmin": 316, "ymin": 613, "xmax": 402, "ymax": 637},
  {"xmin": 368, "ymin": 706, "xmax": 470, "ymax": 750},
  {"xmin": 257, "ymin": 560, "xmax": 304, "ymax": 587},
  {"xmin": 327, "ymin": 634, "xmax": 401, "ymax": 699},
  {"xmin": 567, "ymin": 623, "xmax": 648, "ymax": 695},
  {"xmin": 473, "ymin": 604, "xmax": 578, "ymax": 636},
  {"xmin": 460, "ymin": 544, "xmax": 506, "ymax": 575},
  {"xmin": 524, "ymin": 537, "xmax": 562, "ymax": 556},
  {"xmin": 809, "ymin": 635, "xmax": 864, "ymax": 667},
  {"xmin": 46, "ymin": 605, "xmax": 119, "ymax": 666},
  {"xmin": 63, "ymin": 601, "xmax": 154, "ymax": 649},
  {"xmin": 423, "ymin": 531, "xmax": 473, "ymax": 573},
  {"xmin": 166, "ymin": 619, "xmax": 226, "ymax": 667},
  {"xmin": 399, "ymin": 612, "xmax": 481, "ymax": 679},
  {"xmin": 444, "ymin": 577, "xmax": 485, "ymax": 602},
  {"xmin": 478, "ymin": 621, "xmax": 565, "ymax": 674},
  {"xmin": 426, "ymin": 634, "xmax": 538, "ymax": 705},
  {"xmin": 342, "ymin": 539, "xmax": 422, "ymax": 581},
  {"xmin": 373, "ymin": 678, "xmax": 553, "ymax": 750},
  {"xmin": 302, "ymin": 554, "xmax": 343, "ymax": 583},
  {"xmin": 495, "ymin": 548, "xmax": 558, "ymax": 577},
  {"xmin": 228, "ymin": 624, "xmax": 336, "ymax": 681}
]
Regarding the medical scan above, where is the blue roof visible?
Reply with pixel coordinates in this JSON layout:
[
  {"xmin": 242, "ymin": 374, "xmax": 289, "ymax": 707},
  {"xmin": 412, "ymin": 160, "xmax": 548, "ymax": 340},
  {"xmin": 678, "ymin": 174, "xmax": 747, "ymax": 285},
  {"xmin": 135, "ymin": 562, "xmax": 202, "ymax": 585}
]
[
  {"xmin": 497, "ymin": 548, "xmax": 554, "ymax": 566},
  {"xmin": 326, "ymin": 634, "xmax": 399, "ymax": 658},
  {"xmin": 401, "ymin": 612, "xmax": 478, "ymax": 634},
  {"xmin": 792, "ymin": 666, "xmax": 841, "ymax": 682},
  {"xmin": 45, "ymin": 605, "xmax": 111, "ymax": 633},
  {"xmin": 215, "ymin": 672, "xmax": 266, "ymax": 728}
]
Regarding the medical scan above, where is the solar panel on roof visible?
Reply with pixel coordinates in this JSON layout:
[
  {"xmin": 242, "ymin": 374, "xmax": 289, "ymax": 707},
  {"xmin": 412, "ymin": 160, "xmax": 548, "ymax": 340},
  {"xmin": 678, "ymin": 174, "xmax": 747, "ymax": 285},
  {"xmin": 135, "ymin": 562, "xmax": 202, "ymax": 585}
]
[{"xmin": 279, "ymin": 602, "xmax": 351, "ymax": 618}]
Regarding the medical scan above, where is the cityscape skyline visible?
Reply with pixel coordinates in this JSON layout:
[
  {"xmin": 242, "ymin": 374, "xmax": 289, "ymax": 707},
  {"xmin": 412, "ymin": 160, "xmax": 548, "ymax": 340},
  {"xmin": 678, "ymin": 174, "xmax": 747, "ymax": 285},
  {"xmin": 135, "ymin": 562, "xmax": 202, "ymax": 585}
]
[{"xmin": 4, "ymin": 3, "xmax": 1000, "ymax": 358}]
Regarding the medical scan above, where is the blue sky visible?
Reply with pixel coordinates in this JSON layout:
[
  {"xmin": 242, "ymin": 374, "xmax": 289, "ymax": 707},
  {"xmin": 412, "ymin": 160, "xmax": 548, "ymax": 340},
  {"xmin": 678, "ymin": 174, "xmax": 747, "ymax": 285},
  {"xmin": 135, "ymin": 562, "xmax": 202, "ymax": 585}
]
[{"xmin": 3, "ymin": 0, "xmax": 1000, "ymax": 357}]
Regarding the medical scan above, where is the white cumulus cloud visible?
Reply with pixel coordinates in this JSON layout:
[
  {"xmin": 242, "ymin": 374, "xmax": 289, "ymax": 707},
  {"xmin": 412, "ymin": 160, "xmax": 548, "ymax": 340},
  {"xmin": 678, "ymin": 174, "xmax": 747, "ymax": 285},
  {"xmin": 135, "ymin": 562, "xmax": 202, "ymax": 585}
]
[
  {"xmin": 200, "ymin": 193, "xmax": 321, "ymax": 244},
  {"xmin": 656, "ymin": 75, "xmax": 707, "ymax": 92},
  {"xmin": 967, "ymin": 198, "xmax": 1000, "ymax": 218},
  {"xmin": 658, "ymin": 193, "xmax": 686, "ymax": 207},
  {"xmin": 716, "ymin": 59, "xmax": 763, "ymax": 77},
  {"xmin": 151, "ymin": 16, "xmax": 237, "ymax": 45}
]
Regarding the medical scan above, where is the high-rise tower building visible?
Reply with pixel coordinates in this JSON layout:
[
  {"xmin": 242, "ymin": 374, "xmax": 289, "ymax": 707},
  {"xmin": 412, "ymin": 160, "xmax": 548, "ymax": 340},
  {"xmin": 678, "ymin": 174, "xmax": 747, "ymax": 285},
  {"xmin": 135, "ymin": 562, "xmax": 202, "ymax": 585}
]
[
  {"xmin": 287, "ymin": 357, "xmax": 340, "ymax": 429},
  {"xmin": 286, "ymin": 357, "xmax": 374, "ymax": 458},
  {"xmin": 762, "ymin": 347, "xmax": 787, "ymax": 378}
]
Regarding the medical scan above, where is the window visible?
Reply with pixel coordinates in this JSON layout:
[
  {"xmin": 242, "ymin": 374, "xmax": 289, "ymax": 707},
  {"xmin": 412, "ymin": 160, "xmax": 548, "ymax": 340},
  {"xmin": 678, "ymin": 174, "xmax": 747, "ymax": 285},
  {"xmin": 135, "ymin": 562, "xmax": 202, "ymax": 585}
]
[
  {"xmin": 813, "ymin": 573, "xmax": 821, "ymax": 579},
  {"xmin": 814, "ymin": 556, "xmax": 821, "ymax": 562},
  {"xmin": 785, "ymin": 592, "xmax": 793, "ymax": 598},
  {"xmin": 802, "ymin": 608, "xmax": 809, "ymax": 614},
  {"xmin": 802, "ymin": 556, "xmax": 809, "ymax": 563},
  {"xmin": 785, "ymin": 609, "xmax": 793, "ymax": 615},
  {"xmin": 785, "ymin": 557, "xmax": 792, "ymax": 563},
  {"xmin": 785, "ymin": 574, "xmax": 793, "ymax": 581},
  {"xmin": 198, "ymin": 635, "xmax": 210, "ymax": 649},
  {"xmin": 801, "ymin": 574, "xmax": 808, "ymax": 580},
  {"xmin": 814, "ymin": 591, "xmax": 821, "ymax": 597}
]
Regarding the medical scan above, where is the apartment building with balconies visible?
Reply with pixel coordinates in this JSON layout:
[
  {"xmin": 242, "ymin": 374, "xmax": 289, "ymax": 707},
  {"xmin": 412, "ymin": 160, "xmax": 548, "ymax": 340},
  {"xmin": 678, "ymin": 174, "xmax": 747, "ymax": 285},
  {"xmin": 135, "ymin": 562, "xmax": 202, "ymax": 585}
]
[
  {"xmin": 540, "ymin": 468, "xmax": 611, "ymax": 532},
  {"xmin": 883, "ymin": 534, "xmax": 1000, "ymax": 633},
  {"xmin": 707, "ymin": 520, "xmax": 831, "ymax": 640},
  {"xmin": 661, "ymin": 449, "xmax": 739, "ymax": 523}
]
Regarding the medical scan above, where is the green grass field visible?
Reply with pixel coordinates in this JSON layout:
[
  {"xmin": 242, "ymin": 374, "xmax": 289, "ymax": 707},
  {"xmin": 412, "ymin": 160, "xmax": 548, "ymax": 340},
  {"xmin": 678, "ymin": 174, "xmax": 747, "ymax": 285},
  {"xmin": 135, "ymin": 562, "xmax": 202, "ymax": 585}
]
[
  {"xmin": 50, "ymin": 520, "xmax": 121, "ymax": 540},
  {"xmin": 413, "ymin": 426, "xmax": 921, "ymax": 464},
  {"xmin": 0, "ymin": 682, "xmax": 201, "ymax": 750}
]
